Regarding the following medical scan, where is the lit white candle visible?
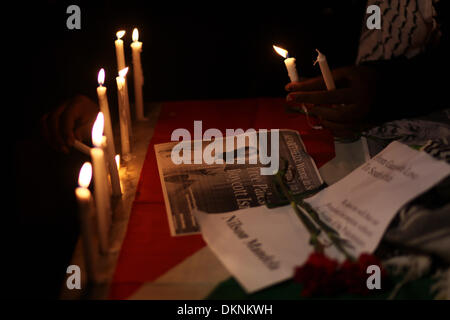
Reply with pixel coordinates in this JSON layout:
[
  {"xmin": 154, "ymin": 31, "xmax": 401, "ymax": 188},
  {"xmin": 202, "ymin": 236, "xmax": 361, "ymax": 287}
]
[
  {"xmin": 115, "ymin": 30, "xmax": 126, "ymax": 72},
  {"xmin": 116, "ymin": 68, "xmax": 131, "ymax": 158},
  {"xmin": 97, "ymin": 69, "xmax": 115, "ymax": 154},
  {"xmin": 90, "ymin": 112, "xmax": 111, "ymax": 254},
  {"xmin": 131, "ymin": 28, "xmax": 146, "ymax": 121},
  {"xmin": 115, "ymin": 30, "xmax": 132, "ymax": 137},
  {"xmin": 314, "ymin": 49, "xmax": 336, "ymax": 90},
  {"xmin": 75, "ymin": 162, "xmax": 97, "ymax": 282},
  {"xmin": 97, "ymin": 69, "xmax": 121, "ymax": 197},
  {"xmin": 273, "ymin": 45, "xmax": 299, "ymax": 83}
]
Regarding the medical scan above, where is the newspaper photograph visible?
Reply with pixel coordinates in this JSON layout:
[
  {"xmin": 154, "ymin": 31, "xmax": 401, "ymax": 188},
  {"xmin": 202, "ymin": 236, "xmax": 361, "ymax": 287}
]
[{"xmin": 155, "ymin": 129, "xmax": 323, "ymax": 236}]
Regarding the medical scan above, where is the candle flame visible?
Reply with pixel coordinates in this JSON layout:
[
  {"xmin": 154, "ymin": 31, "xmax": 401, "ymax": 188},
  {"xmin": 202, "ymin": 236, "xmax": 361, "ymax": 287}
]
[
  {"xmin": 92, "ymin": 112, "xmax": 105, "ymax": 147},
  {"xmin": 98, "ymin": 68, "xmax": 105, "ymax": 85},
  {"xmin": 273, "ymin": 45, "xmax": 288, "ymax": 59},
  {"xmin": 115, "ymin": 154, "xmax": 121, "ymax": 170},
  {"xmin": 116, "ymin": 30, "xmax": 126, "ymax": 40},
  {"xmin": 78, "ymin": 162, "xmax": 93, "ymax": 188},
  {"xmin": 119, "ymin": 67, "xmax": 129, "ymax": 78},
  {"xmin": 132, "ymin": 28, "xmax": 139, "ymax": 42}
]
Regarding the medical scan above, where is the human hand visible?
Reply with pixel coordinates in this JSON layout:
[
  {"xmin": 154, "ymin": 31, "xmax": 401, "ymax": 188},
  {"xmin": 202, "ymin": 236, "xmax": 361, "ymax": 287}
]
[
  {"xmin": 40, "ymin": 95, "xmax": 99, "ymax": 153},
  {"xmin": 285, "ymin": 65, "xmax": 378, "ymax": 138}
]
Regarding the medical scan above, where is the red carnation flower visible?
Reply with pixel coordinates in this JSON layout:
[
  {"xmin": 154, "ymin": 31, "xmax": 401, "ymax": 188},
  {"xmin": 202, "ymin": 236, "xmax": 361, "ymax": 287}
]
[
  {"xmin": 339, "ymin": 253, "xmax": 386, "ymax": 295},
  {"xmin": 294, "ymin": 252, "xmax": 386, "ymax": 297},
  {"xmin": 294, "ymin": 253, "xmax": 342, "ymax": 297}
]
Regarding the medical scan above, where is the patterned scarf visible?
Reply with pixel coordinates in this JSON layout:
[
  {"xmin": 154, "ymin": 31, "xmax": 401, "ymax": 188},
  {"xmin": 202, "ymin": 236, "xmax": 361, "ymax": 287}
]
[{"xmin": 357, "ymin": 0, "xmax": 440, "ymax": 64}]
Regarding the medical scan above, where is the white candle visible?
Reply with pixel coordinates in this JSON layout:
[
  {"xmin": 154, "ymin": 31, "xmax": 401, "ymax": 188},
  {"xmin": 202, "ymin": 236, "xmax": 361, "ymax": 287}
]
[
  {"xmin": 116, "ymin": 68, "xmax": 131, "ymax": 158},
  {"xmin": 73, "ymin": 139, "xmax": 91, "ymax": 155},
  {"xmin": 90, "ymin": 112, "xmax": 111, "ymax": 254},
  {"xmin": 131, "ymin": 28, "xmax": 146, "ymax": 121},
  {"xmin": 115, "ymin": 30, "xmax": 126, "ymax": 72},
  {"xmin": 115, "ymin": 30, "xmax": 133, "ymax": 137},
  {"xmin": 75, "ymin": 162, "xmax": 97, "ymax": 282},
  {"xmin": 101, "ymin": 136, "xmax": 121, "ymax": 197},
  {"xmin": 314, "ymin": 49, "xmax": 336, "ymax": 90},
  {"xmin": 97, "ymin": 69, "xmax": 115, "ymax": 154},
  {"xmin": 97, "ymin": 69, "xmax": 121, "ymax": 197},
  {"xmin": 273, "ymin": 45, "xmax": 299, "ymax": 83}
]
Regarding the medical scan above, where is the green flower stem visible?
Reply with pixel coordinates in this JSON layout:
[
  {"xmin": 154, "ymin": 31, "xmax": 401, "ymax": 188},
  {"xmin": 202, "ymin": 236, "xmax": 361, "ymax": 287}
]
[
  {"xmin": 275, "ymin": 171, "xmax": 355, "ymax": 261},
  {"xmin": 290, "ymin": 201, "xmax": 321, "ymax": 239},
  {"xmin": 274, "ymin": 172, "xmax": 321, "ymax": 247}
]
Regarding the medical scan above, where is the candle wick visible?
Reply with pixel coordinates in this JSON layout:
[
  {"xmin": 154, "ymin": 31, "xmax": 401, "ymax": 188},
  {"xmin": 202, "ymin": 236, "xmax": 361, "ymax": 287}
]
[{"xmin": 313, "ymin": 49, "xmax": 321, "ymax": 66}]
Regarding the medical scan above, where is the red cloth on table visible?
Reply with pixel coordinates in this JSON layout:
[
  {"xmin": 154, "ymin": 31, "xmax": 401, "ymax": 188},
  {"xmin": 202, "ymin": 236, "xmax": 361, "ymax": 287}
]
[{"xmin": 109, "ymin": 98, "xmax": 335, "ymax": 299}]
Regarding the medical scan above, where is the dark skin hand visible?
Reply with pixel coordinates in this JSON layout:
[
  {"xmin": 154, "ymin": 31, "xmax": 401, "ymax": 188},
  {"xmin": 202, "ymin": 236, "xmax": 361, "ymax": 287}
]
[
  {"xmin": 285, "ymin": 65, "xmax": 379, "ymax": 138},
  {"xmin": 41, "ymin": 95, "xmax": 99, "ymax": 153}
]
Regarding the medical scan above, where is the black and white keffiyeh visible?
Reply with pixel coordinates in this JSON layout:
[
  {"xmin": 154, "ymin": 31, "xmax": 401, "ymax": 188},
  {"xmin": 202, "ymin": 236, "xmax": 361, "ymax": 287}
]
[{"xmin": 357, "ymin": 0, "xmax": 440, "ymax": 64}]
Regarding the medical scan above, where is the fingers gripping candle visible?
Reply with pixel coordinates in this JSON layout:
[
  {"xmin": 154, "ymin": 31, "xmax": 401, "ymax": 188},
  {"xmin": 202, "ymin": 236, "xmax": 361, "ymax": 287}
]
[
  {"xmin": 273, "ymin": 45, "xmax": 299, "ymax": 82},
  {"xmin": 273, "ymin": 45, "xmax": 322, "ymax": 130}
]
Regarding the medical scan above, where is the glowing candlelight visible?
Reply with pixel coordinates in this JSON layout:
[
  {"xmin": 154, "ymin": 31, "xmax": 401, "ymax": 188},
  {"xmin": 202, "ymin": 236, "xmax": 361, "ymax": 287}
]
[
  {"xmin": 273, "ymin": 45, "xmax": 288, "ymax": 58},
  {"xmin": 273, "ymin": 45, "xmax": 299, "ymax": 83},
  {"xmin": 98, "ymin": 68, "xmax": 105, "ymax": 85},
  {"xmin": 116, "ymin": 30, "xmax": 126, "ymax": 38},
  {"xmin": 92, "ymin": 112, "xmax": 105, "ymax": 147},
  {"xmin": 78, "ymin": 162, "xmax": 92, "ymax": 188},
  {"xmin": 119, "ymin": 67, "xmax": 129, "ymax": 79},
  {"xmin": 115, "ymin": 154, "xmax": 121, "ymax": 171}
]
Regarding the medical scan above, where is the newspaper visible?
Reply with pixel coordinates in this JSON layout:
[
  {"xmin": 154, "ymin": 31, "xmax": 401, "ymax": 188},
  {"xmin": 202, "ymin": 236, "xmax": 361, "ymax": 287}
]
[{"xmin": 155, "ymin": 129, "xmax": 323, "ymax": 236}]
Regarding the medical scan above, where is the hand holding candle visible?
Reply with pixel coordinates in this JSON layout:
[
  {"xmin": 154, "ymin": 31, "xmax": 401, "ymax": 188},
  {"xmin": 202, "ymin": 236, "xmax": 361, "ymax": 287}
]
[
  {"xmin": 274, "ymin": 45, "xmax": 321, "ymax": 130},
  {"xmin": 273, "ymin": 45, "xmax": 299, "ymax": 83},
  {"xmin": 284, "ymin": 58, "xmax": 376, "ymax": 138}
]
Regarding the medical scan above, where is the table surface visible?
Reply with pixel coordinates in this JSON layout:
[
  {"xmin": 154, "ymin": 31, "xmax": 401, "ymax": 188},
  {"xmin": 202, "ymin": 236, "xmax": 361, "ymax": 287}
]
[{"xmin": 60, "ymin": 101, "xmax": 370, "ymax": 300}]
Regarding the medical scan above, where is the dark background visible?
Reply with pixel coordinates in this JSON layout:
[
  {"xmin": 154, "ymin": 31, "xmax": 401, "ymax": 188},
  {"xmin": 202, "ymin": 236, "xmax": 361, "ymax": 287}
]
[
  {"xmin": 11, "ymin": 0, "xmax": 368, "ymax": 299},
  {"xmin": 14, "ymin": 0, "xmax": 367, "ymax": 134}
]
